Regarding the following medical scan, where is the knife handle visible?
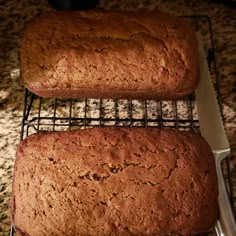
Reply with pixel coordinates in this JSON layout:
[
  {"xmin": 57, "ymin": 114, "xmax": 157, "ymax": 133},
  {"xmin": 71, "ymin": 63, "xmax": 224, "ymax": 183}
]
[{"xmin": 214, "ymin": 151, "xmax": 236, "ymax": 236}]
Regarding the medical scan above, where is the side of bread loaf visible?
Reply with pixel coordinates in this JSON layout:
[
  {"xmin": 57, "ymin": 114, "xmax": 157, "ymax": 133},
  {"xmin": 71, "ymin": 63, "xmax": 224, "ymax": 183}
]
[
  {"xmin": 21, "ymin": 11, "xmax": 199, "ymax": 100},
  {"xmin": 12, "ymin": 128, "xmax": 218, "ymax": 235}
]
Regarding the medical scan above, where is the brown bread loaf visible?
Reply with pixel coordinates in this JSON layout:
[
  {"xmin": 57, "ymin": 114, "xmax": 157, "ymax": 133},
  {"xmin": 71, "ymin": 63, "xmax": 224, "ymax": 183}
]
[
  {"xmin": 21, "ymin": 11, "xmax": 199, "ymax": 100},
  {"xmin": 12, "ymin": 128, "xmax": 218, "ymax": 235}
]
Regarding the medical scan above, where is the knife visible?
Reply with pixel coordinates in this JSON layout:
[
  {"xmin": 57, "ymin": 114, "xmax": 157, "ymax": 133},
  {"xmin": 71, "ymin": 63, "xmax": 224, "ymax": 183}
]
[{"xmin": 195, "ymin": 33, "xmax": 236, "ymax": 236}]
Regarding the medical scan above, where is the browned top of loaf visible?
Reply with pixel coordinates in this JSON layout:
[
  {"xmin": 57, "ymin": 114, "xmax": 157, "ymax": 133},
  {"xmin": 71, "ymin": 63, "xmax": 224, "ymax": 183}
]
[
  {"xmin": 21, "ymin": 11, "xmax": 199, "ymax": 99},
  {"xmin": 12, "ymin": 128, "xmax": 218, "ymax": 235}
]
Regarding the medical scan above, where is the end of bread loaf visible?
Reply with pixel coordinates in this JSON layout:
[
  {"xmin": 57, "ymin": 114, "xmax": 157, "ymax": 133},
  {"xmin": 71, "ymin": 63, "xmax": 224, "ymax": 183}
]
[
  {"xmin": 20, "ymin": 11, "xmax": 199, "ymax": 100},
  {"xmin": 12, "ymin": 128, "xmax": 218, "ymax": 235}
]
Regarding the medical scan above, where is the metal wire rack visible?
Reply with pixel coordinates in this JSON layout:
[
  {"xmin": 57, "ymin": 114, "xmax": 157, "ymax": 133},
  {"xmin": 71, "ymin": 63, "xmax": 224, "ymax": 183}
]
[{"xmin": 10, "ymin": 15, "xmax": 235, "ymax": 236}]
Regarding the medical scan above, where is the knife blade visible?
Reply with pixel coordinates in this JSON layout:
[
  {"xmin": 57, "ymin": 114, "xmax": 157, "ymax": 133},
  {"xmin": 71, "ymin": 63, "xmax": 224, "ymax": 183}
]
[{"xmin": 195, "ymin": 33, "xmax": 236, "ymax": 236}]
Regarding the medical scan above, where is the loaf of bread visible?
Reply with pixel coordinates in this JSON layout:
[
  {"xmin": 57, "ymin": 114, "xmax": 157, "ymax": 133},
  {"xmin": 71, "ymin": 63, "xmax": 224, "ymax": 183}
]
[
  {"xmin": 21, "ymin": 11, "xmax": 199, "ymax": 100},
  {"xmin": 12, "ymin": 128, "xmax": 218, "ymax": 235}
]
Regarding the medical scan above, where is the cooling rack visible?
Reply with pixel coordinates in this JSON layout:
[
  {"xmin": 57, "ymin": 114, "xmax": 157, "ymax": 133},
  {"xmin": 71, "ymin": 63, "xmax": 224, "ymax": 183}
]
[{"xmin": 10, "ymin": 15, "xmax": 235, "ymax": 236}]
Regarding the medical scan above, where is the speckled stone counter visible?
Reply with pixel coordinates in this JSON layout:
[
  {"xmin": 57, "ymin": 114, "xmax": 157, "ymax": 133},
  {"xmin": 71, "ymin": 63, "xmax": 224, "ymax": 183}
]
[{"xmin": 0, "ymin": 0, "xmax": 235, "ymax": 235}]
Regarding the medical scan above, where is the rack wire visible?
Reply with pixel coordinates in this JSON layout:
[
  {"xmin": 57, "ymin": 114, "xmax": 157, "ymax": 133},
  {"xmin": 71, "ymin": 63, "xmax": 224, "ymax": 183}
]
[{"xmin": 10, "ymin": 15, "xmax": 235, "ymax": 236}]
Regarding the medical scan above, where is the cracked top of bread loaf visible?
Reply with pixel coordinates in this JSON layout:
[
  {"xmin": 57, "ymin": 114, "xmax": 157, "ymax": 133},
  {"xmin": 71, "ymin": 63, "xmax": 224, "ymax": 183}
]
[
  {"xmin": 21, "ymin": 11, "xmax": 199, "ymax": 99},
  {"xmin": 12, "ymin": 128, "xmax": 218, "ymax": 235}
]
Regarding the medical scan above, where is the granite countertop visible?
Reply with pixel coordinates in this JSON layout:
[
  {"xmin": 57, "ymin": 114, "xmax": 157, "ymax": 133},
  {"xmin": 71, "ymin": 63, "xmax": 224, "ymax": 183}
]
[{"xmin": 0, "ymin": 0, "xmax": 235, "ymax": 235}]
